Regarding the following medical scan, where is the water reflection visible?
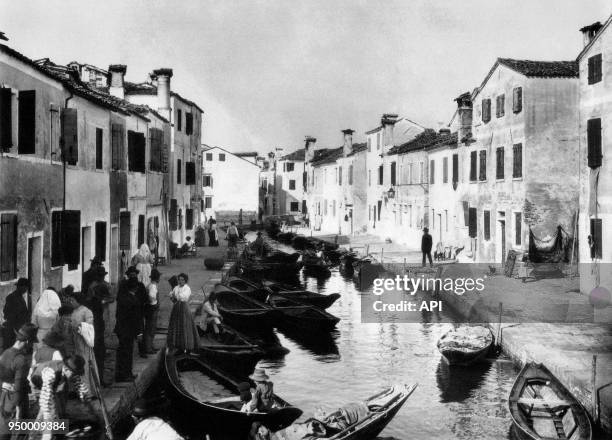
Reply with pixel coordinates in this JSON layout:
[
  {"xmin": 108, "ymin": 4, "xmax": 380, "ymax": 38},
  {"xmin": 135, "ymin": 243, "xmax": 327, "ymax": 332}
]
[
  {"xmin": 436, "ymin": 359, "xmax": 491, "ymax": 403},
  {"xmin": 277, "ymin": 327, "xmax": 341, "ymax": 359}
]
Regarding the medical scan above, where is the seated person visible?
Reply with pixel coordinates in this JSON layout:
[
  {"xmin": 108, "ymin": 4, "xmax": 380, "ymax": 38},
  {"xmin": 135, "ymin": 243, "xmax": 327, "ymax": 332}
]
[
  {"xmin": 180, "ymin": 237, "xmax": 194, "ymax": 254},
  {"xmin": 247, "ymin": 369, "xmax": 276, "ymax": 413},
  {"xmin": 239, "ymin": 382, "xmax": 253, "ymax": 413}
]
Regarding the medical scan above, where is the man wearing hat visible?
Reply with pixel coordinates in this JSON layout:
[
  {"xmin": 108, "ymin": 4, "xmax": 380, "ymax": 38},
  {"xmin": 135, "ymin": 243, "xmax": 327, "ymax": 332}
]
[
  {"xmin": 2, "ymin": 278, "xmax": 32, "ymax": 350},
  {"xmin": 247, "ymin": 368, "xmax": 275, "ymax": 413},
  {"xmin": 127, "ymin": 397, "xmax": 182, "ymax": 440},
  {"xmin": 421, "ymin": 227, "xmax": 433, "ymax": 268},
  {"xmin": 118, "ymin": 266, "xmax": 148, "ymax": 359},
  {"xmin": 81, "ymin": 256, "xmax": 103, "ymax": 298},
  {"xmin": 0, "ymin": 323, "xmax": 37, "ymax": 435},
  {"xmin": 114, "ymin": 267, "xmax": 144, "ymax": 381},
  {"xmin": 86, "ymin": 266, "xmax": 113, "ymax": 383}
]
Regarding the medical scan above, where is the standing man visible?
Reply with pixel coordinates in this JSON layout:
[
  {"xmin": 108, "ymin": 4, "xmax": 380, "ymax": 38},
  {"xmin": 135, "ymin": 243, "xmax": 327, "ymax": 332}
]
[
  {"xmin": 421, "ymin": 227, "xmax": 433, "ymax": 268},
  {"xmin": 0, "ymin": 323, "xmax": 37, "ymax": 435},
  {"xmin": 86, "ymin": 267, "xmax": 110, "ymax": 385},
  {"xmin": 2, "ymin": 278, "xmax": 31, "ymax": 350},
  {"xmin": 114, "ymin": 275, "xmax": 143, "ymax": 382},
  {"xmin": 81, "ymin": 256, "xmax": 103, "ymax": 298},
  {"xmin": 143, "ymin": 269, "xmax": 161, "ymax": 355}
]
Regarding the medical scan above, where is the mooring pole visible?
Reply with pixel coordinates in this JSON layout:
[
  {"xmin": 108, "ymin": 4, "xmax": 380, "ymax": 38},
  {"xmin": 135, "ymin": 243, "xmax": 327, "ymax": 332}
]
[
  {"xmin": 592, "ymin": 354, "xmax": 598, "ymax": 421},
  {"xmin": 496, "ymin": 302, "xmax": 503, "ymax": 347}
]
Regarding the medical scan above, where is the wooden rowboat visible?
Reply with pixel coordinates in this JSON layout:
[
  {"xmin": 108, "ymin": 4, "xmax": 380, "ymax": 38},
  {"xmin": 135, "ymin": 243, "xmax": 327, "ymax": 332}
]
[
  {"xmin": 213, "ymin": 286, "xmax": 279, "ymax": 330},
  {"xmin": 437, "ymin": 325, "xmax": 494, "ymax": 366},
  {"xmin": 508, "ymin": 362, "xmax": 592, "ymax": 440},
  {"xmin": 164, "ymin": 350, "xmax": 302, "ymax": 439}
]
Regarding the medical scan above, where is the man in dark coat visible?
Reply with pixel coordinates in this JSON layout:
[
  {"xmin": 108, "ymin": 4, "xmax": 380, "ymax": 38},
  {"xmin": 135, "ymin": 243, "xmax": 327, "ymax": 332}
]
[
  {"xmin": 81, "ymin": 256, "xmax": 103, "ymax": 298},
  {"xmin": 117, "ymin": 266, "xmax": 148, "ymax": 358},
  {"xmin": 421, "ymin": 227, "xmax": 433, "ymax": 267},
  {"xmin": 2, "ymin": 278, "xmax": 31, "ymax": 350},
  {"xmin": 114, "ymin": 276, "xmax": 143, "ymax": 382},
  {"xmin": 86, "ymin": 266, "xmax": 111, "ymax": 385}
]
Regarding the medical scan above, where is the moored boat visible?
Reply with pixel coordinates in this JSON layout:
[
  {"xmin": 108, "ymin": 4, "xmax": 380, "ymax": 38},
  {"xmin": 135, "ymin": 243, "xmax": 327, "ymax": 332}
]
[
  {"xmin": 508, "ymin": 362, "xmax": 592, "ymax": 440},
  {"xmin": 302, "ymin": 254, "xmax": 333, "ymax": 276},
  {"xmin": 213, "ymin": 286, "xmax": 279, "ymax": 330},
  {"xmin": 164, "ymin": 350, "xmax": 302, "ymax": 439},
  {"xmin": 437, "ymin": 325, "xmax": 494, "ymax": 366}
]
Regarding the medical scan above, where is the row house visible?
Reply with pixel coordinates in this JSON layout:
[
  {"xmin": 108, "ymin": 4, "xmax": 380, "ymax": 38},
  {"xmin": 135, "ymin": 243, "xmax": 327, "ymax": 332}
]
[
  {"xmin": 577, "ymin": 18, "xmax": 612, "ymax": 294},
  {"xmin": 336, "ymin": 130, "xmax": 367, "ymax": 235},
  {"xmin": 259, "ymin": 153, "xmax": 275, "ymax": 217},
  {"xmin": 275, "ymin": 149, "xmax": 306, "ymax": 217}
]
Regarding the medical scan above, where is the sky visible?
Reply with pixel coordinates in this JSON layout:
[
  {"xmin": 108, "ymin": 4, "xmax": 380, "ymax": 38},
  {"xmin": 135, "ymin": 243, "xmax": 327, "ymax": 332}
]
[{"xmin": 1, "ymin": 1, "xmax": 610, "ymax": 155}]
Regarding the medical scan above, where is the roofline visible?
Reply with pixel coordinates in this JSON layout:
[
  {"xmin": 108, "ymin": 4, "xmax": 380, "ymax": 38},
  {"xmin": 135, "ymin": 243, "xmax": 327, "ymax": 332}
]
[
  {"xmin": 577, "ymin": 14, "xmax": 612, "ymax": 60},
  {"xmin": 201, "ymin": 145, "xmax": 261, "ymax": 168}
]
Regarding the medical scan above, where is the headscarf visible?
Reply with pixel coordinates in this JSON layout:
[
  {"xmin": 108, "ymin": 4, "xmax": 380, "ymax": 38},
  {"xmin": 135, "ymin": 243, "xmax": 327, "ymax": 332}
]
[
  {"xmin": 138, "ymin": 243, "xmax": 151, "ymax": 259},
  {"xmin": 34, "ymin": 289, "xmax": 61, "ymax": 320}
]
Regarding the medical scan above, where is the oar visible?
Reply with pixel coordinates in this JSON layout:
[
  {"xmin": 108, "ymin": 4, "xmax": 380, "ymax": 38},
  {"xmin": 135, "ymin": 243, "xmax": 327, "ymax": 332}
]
[{"xmin": 88, "ymin": 346, "xmax": 113, "ymax": 440}]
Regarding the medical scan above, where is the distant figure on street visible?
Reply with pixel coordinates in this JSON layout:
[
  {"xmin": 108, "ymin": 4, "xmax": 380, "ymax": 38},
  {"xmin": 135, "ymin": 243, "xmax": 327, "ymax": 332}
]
[
  {"xmin": 252, "ymin": 231, "xmax": 265, "ymax": 257},
  {"xmin": 132, "ymin": 244, "xmax": 155, "ymax": 287},
  {"xmin": 227, "ymin": 222, "xmax": 239, "ymax": 248},
  {"xmin": 209, "ymin": 221, "xmax": 219, "ymax": 247},
  {"xmin": 2, "ymin": 278, "xmax": 32, "ymax": 350},
  {"xmin": 167, "ymin": 273, "xmax": 199, "ymax": 353},
  {"xmin": 421, "ymin": 228, "xmax": 433, "ymax": 267},
  {"xmin": 81, "ymin": 256, "xmax": 103, "ymax": 297}
]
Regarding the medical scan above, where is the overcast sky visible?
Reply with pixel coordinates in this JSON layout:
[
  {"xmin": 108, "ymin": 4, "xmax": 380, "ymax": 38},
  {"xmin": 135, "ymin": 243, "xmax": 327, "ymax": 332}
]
[{"xmin": 2, "ymin": 1, "xmax": 609, "ymax": 154}]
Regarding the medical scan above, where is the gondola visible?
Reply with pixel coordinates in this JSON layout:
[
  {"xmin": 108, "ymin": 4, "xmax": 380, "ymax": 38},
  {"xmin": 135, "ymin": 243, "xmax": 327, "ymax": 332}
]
[
  {"xmin": 239, "ymin": 258, "xmax": 303, "ymax": 277},
  {"xmin": 508, "ymin": 362, "xmax": 592, "ymax": 440},
  {"xmin": 164, "ymin": 350, "xmax": 302, "ymax": 439},
  {"xmin": 437, "ymin": 325, "xmax": 494, "ymax": 366},
  {"xmin": 274, "ymin": 384, "xmax": 417, "ymax": 440},
  {"xmin": 265, "ymin": 250, "xmax": 301, "ymax": 264},
  {"xmin": 223, "ymin": 276, "xmax": 341, "ymax": 310},
  {"xmin": 302, "ymin": 254, "xmax": 333, "ymax": 276},
  {"xmin": 213, "ymin": 286, "xmax": 279, "ymax": 330}
]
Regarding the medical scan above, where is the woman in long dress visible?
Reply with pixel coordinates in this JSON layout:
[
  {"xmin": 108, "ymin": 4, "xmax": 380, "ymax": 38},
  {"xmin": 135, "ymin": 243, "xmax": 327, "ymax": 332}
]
[
  {"xmin": 167, "ymin": 273, "xmax": 199, "ymax": 353},
  {"xmin": 132, "ymin": 244, "xmax": 155, "ymax": 287},
  {"xmin": 32, "ymin": 288, "xmax": 62, "ymax": 343},
  {"xmin": 70, "ymin": 293, "xmax": 95, "ymax": 392}
]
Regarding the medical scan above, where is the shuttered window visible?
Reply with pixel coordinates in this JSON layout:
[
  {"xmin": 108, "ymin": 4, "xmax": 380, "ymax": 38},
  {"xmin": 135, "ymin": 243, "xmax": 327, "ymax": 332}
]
[
  {"xmin": 590, "ymin": 218, "xmax": 602, "ymax": 259},
  {"xmin": 95, "ymin": 221, "xmax": 106, "ymax": 261},
  {"xmin": 289, "ymin": 180, "xmax": 296, "ymax": 190},
  {"xmin": 390, "ymin": 162, "xmax": 396, "ymax": 186},
  {"xmin": 111, "ymin": 123, "xmax": 124, "ymax": 170},
  {"xmin": 429, "ymin": 160, "xmax": 435, "ymax": 184},
  {"xmin": 119, "ymin": 211, "xmax": 131, "ymax": 250},
  {"xmin": 186, "ymin": 209, "xmax": 194, "ymax": 230},
  {"xmin": 204, "ymin": 197, "xmax": 212, "ymax": 209},
  {"xmin": 513, "ymin": 143, "xmax": 523, "ymax": 178},
  {"xmin": 588, "ymin": 54, "xmax": 603, "ymax": 85},
  {"xmin": 513, "ymin": 87, "xmax": 522, "ymax": 113},
  {"xmin": 95, "ymin": 128, "xmax": 103, "ymax": 169},
  {"xmin": 178, "ymin": 209, "xmax": 183, "ymax": 230},
  {"xmin": 515, "ymin": 212, "xmax": 522, "ymax": 246},
  {"xmin": 484, "ymin": 211, "xmax": 491, "ymax": 240},
  {"xmin": 137, "ymin": 215, "xmax": 145, "ymax": 247},
  {"xmin": 452, "ymin": 154, "xmax": 459, "ymax": 184},
  {"xmin": 0, "ymin": 214, "xmax": 18, "ymax": 281},
  {"xmin": 587, "ymin": 118, "xmax": 602, "ymax": 168},
  {"xmin": 177, "ymin": 159, "xmax": 182, "ymax": 184},
  {"xmin": 496, "ymin": 147, "xmax": 504, "ymax": 179},
  {"xmin": 338, "ymin": 166, "xmax": 343, "ymax": 185},
  {"xmin": 185, "ymin": 112, "xmax": 193, "ymax": 135},
  {"xmin": 496, "ymin": 94, "xmax": 505, "ymax": 118},
  {"xmin": 127, "ymin": 131, "xmax": 146, "ymax": 173},
  {"xmin": 443, "ymin": 157, "xmax": 448, "ymax": 183},
  {"xmin": 62, "ymin": 210, "xmax": 80, "ymax": 267},
  {"xmin": 51, "ymin": 211, "xmax": 63, "ymax": 267},
  {"xmin": 349, "ymin": 165, "xmax": 353, "ymax": 185},
  {"xmin": 0, "ymin": 88, "xmax": 12, "ymax": 152},
  {"xmin": 185, "ymin": 161, "xmax": 196, "ymax": 185},
  {"xmin": 18, "ymin": 90, "xmax": 36, "ymax": 154},
  {"xmin": 481, "ymin": 98, "xmax": 491, "ymax": 123},
  {"xmin": 62, "ymin": 108, "xmax": 78, "ymax": 165},
  {"xmin": 479, "ymin": 150, "xmax": 487, "ymax": 181},
  {"xmin": 468, "ymin": 208, "xmax": 477, "ymax": 238},
  {"xmin": 470, "ymin": 151, "xmax": 477, "ymax": 181},
  {"xmin": 169, "ymin": 199, "xmax": 178, "ymax": 231},
  {"xmin": 149, "ymin": 128, "xmax": 163, "ymax": 172},
  {"xmin": 177, "ymin": 109, "xmax": 182, "ymax": 132},
  {"xmin": 290, "ymin": 202, "xmax": 299, "ymax": 212},
  {"xmin": 303, "ymin": 171, "xmax": 307, "ymax": 190},
  {"xmin": 378, "ymin": 165, "xmax": 383, "ymax": 185}
]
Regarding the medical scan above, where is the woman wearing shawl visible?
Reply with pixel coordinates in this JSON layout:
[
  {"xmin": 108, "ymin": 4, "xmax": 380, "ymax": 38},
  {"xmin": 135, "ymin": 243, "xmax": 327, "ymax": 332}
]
[
  {"xmin": 166, "ymin": 273, "xmax": 199, "ymax": 353},
  {"xmin": 131, "ymin": 244, "xmax": 155, "ymax": 287},
  {"xmin": 70, "ymin": 292, "xmax": 94, "ymax": 392},
  {"xmin": 33, "ymin": 289, "xmax": 62, "ymax": 342}
]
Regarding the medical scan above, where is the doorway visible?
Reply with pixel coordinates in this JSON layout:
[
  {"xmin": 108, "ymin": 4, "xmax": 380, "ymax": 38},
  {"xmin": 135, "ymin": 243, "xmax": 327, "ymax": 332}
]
[
  {"xmin": 110, "ymin": 225, "xmax": 118, "ymax": 285},
  {"xmin": 498, "ymin": 220, "xmax": 506, "ymax": 266},
  {"xmin": 438, "ymin": 213, "xmax": 442, "ymax": 242},
  {"xmin": 82, "ymin": 226, "xmax": 92, "ymax": 274},
  {"xmin": 27, "ymin": 234, "xmax": 42, "ymax": 306}
]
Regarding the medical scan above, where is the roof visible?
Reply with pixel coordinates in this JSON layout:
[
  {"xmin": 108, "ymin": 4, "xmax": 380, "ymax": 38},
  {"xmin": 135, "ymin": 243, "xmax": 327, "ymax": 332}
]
[
  {"xmin": 577, "ymin": 15, "xmax": 612, "ymax": 60},
  {"xmin": 388, "ymin": 129, "xmax": 456, "ymax": 155},
  {"xmin": 347, "ymin": 142, "xmax": 367, "ymax": 156},
  {"xmin": 125, "ymin": 81, "xmax": 204, "ymax": 114},
  {"xmin": 234, "ymin": 151, "xmax": 258, "ymax": 158},
  {"xmin": 201, "ymin": 145, "xmax": 260, "ymax": 167},
  {"xmin": 279, "ymin": 149, "xmax": 305, "ymax": 162},
  {"xmin": 310, "ymin": 147, "xmax": 343, "ymax": 166},
  {"xmin": 497, "ymin": 58, "xmax": 578, "ymax": 78}
]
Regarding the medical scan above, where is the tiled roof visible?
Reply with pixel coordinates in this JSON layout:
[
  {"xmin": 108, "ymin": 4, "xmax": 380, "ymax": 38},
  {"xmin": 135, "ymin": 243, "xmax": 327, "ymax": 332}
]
[
  {"xmin": 388, "ymin": 129, "xmax": 456, "ymax": 155},
  {"xmin": 280, "ymin": 149, "xmax": 305, "ymax": 162},
  {"xmin": 497, "ymin": 58, "xmax": 578, "ymax": 78},
  {"xmin": 235, "ymin": 151, "xmax": 259, "ymax": 158},
  {"xmin": 311, "ymin": 147, "xmax": 343, "ymax": 166},
  {"xmin": 347, "ymin": 142, "xmax": 367, "ymax": 156},
  {"xmin": 125, "ymin": 81, "xmax": 204, "ymax": 114}
]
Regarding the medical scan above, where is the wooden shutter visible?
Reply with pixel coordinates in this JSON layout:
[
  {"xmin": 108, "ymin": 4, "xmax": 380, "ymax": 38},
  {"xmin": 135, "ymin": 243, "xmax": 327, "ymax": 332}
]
[
  {"xmin": 111, "ymin": 123, "xmax": 124, "ymax": 170},
  {"xmin": 470, "ymin": 151, "xmax": 477, "ymax": 181},
  {"xmin": 177, "ymin": 159, "xmax": 182, "ymax": 184},
  {"xmin": 169, "ymin": 199, "xmax": 178, "ymax": 230},
  {"xmin": 513, "ymin": 87, "xmax": 522, "ymax": 113},
  {"xmin": 479, "ymin": 150, "xmax": 487, "ymax": 181},
  {"xmin": 338, "ymin": 166, "xmax": 343, "ymax": 185},
  {"xmin": 443, "ymin": 157, "xmax": 448, "ymax": 183},
  {"xmin": 186, "ymin": 209, "xmax": 193, "ymax": 230},
  {"xmin": 462, "ymin": 202, "xmax": 469, "ymax": 226},
  {"xmin": 177, "ymin": 109, "xmax": 182, "ymax": 131},
  {"xmin": 378, "ymin": 165, "xmax": 383, "ymax": 185},
  {"xmin": 150, "ymin": 128, "xmax": 162, "ymax": 171},
  {"xmin": 95, "ymin": 221, "xmax": 106, "ymax": 261},
  {"xmin": 496, "ymin": 95, "xmax": 505, "ymax": 118},
  {"xmin": 452, "ymin": 154, "xmax": 459, "ymax": 184},
  {"xmin": 51, "ymin": 211, "xmax": 63, "ymax": 267},
  {"xmin": 587, "ymin": 118, "xmax": 602, "ymax": 168},
  {"xmin": 515, "ymin": 212, "xmax": 522, "ymax": 245},
  {"xmin": 513, "ymin": 143, "xmax": 523, "ymax": 178},
  {"xmin": 482, "ymin": 99, "xmax": 491, "ymax": 123},
  {"xmin": 186, "ymin": 162, "xmax": 196, "ymax": 185},
  {"xmin": 484, "ymin": 211, "xmax": 491, "ymax": 240},
  {"xmin": 0, "ymin": 88, "xmax": 12, "ymax": 151},
  {"xmin": 138, "ymin": 215, "xmax": 145, "ymax": 247},
  {"xmin": 496, "ymin": 147, "xmax": 504, "ymax": 179},
  {"xmin": 303, "ymin": 171, "xmax": 307, "ymax": 190},
  {"xmin": 61, "ymin": 210, "xmax": 81, "ymax": 266},
  {"xmin": 468, "ymin": 207, "xmax": 477, "ymax": 238},
  {"xmin": 18, "ymin": 90, "xmax": 36, "ymax": 154},
  {"xmin": 429, "ymin": 160, "xmax": 435, "ymax": 184},
  {"xmin": 390, "ymin": 162, "xmax": 396, "ymax": 186},
  {"xmin": 119, "ymin": 212, "xmax": 131, "ymax": 250},
  {"xmin": 590, "ymin": 218, "xmax": 602, "ymax": 258},
  {"xmin": 95, "ymin": 128, "xmax": 103, "ymax": 169},
  {"xmin": 136, "ymin": 132, "xmax": 146, "ymax": 172},
  {"xmin": 62, "ymin": 108, "xmax": 78, "ymax": 165},
  {"xmin": 349, "ymin": 165, "xmax": 353, "ymax": 185},
  {"xmin": 0, "ymin": 214, "xmax": 17, "ymax": 281},
  {"xmin": 186, "ymin": 112, "xmax": 193, "ymax": 135},
  {"xmin": 588, "ymin": 54, "xmax": 602, "ymax": 85}
]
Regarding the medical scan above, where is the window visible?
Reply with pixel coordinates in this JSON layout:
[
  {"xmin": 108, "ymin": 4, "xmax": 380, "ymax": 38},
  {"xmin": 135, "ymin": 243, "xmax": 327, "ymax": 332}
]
[
  {"xmin": 482, "ymin": 98, "xmax": 491, "ymax": 123},
  {"xmin": 176, "ymin": 109, "xmax": 182, "ymax": 131},
  {"xmin": 588, "ymin": 54, "xmax": 603, "ymax": 85},
  {"xmin": 479, "ymin": 150, "xmax": 487, "ymax": 181},
  {"xmin": 178, "ymin": 209, "xmax": 183, "ymax": 230},
  {"xmin": 368, "ymin": 170, "xmax": 371, "ymax": 186},
  {"xmin": 203, "ymin": 174, "xmax": 212, "ymax": 187},
  {"xmin": 349, "ymin": 165, "xmax": 353, "ymax": 185},
  {"xmin": 219, "ymin": 153, "xmax": 225, "ymax": 161},
  {"xmin": 419, "ymin": 162, "xmax": 424, "ymax": 183},
  {"xmin": 377, "ymin": 200, "xmax": 382, "ymax": 221},
  {"xmin": 367, "ymin": 138, "xmax": 371, "ymax": 152},
  {"xmin": 137, "ymin": 215, "xmax": 145, "ymax": 247},
  {"xmin": 587, "ymin": 118, "xmax": 602, "ymax": 168},
  {"xmin": 0, "ymin": 213, "xmax": 17, "ymax": 280},
  {"xmin": 0, "ymin": 88, "xmax": 12, "ymax": 152},
  {"xmin": 204, "ymin": 197, "xmax": 212, "ymax": 209},
  {"xmin": 286, "ymin": 162, "xmax": 295, "ymax": 172},
  {"xmin": 429, "ymin": 160, "xmax": 435, "ymax": 184},
  {"xmin": 390, "ymin": 162, "xmax": 397, "ymax": 186},
  {"xmin": 289, "ymin": 180, "xmax": 296, "ymax": 190},
  {"xmin": 332, "ymin": 200, "xmax": 336, "ymax": 217},
  {"xmin": 185, "ymin": 209, "xmax": 194, "ymax": 230},
  {"xmin": 496, "ymin": 94, "xmax": 505, "ymax": 118},
  {"xmin": 468, "ymin": 208, "xmax": 477, "ymax": 238},
  {"xmin": 376, "ymin": 132, "xmax": 381, "ymax": 149},
  {"xmin": 452, "ymin": 154, "xmax": 458, "ymax": 184},
  {"xmin": 185, "ymin": 112, "xmax": 193, "ymax": 135},
  {"xmin": 496, "ymin": 147, "xmax": 504, "ymax": 179},
  {"xmin": 51, "ymin": 211, "xmax": 63, "ymax": 267},
  {"xmin": 62, "ymin": 107, "xmax": 78, "ymax": 165},
  {"xmin": 18, "ymin": 90, "xmax": 35, "ymax": 154},
  {"xmin": 185, "ymin": 161, "xmax": 196, "ymax": 185},
  {"xmin": 515, "ymin": 212, "xmax": 522, "ymax": 246},
  {"xmin": 95, "ymin": 128, "xmax": 103, "ymax": 170},
  {"xmin": 119, "ymin": 211, "xmax": 131, "ymax": 249},
  {"xmin": 302, "ymin": 171, "xmax": 307, "ymax": 190},
  {"xmin": 177, "ymin": 159, "xmax": 182, "ymax": 184},
  {"xmin": 378, "ymin": 165, "xmax": 383, "ymax": 185},
  {"xmin": 443, "ymin": 157, "xmax": 448, "ymax": 183},
  {"xmin": 290, "ymin": 202, "xmax": 299, "ymax": 212},
  {"xmin": 484, "ymin": 211, "xmax": 490, "ymax": 240},
  {"xmin": 513, "ymin": 87, "xmax": 522, "ymax": 113},
  {"xmin": 324, "ymin": 200, "xmax": 328, "ymax": 216},
  {"xmin": 149, "ymin": 128, "xmax": 164, "ymax": 172},
  {"xmin": 127, "ymin": 131, "xmax": 146, "ymax": 173},
  {"xmin": 338, "ymin": 166, "xmax": 343, "ymax": 185},
  {"xmin": 590, "ymin": 218, "xmax": 602, "ymax": 258},
  {"xmin": 470, "ymin": 151, "xmax": 477, "ymax": 181},
  {"xmin": 95, "ymin": 221, "xmax": 106, "ymax": 261},
  {"xmin": 206, "ymin": 153, "xmax": 213, "ymax": 161},
  {"xmin": 111, "ymin": 123, "xmax": 124, "ymax": 170},
  {"xmin": 513, "ymin": 143, "xmax": 523, "ymax": 178},
  {"xmin": 62, "ymin": 210, "xmax": 81, "ymax": 268}
]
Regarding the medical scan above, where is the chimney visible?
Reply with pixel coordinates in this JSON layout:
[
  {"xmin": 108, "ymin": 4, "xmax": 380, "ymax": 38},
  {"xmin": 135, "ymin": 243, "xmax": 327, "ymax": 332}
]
[
  {"xmin": 580, "ymin": 22, "xmax": 603, "ymax": 47},
  {"xmin": 454, "ymin": 92, "xmax": 473, "ymax": 143},
  {"xmin": 381, "ymin": 113, "xmax": 398, "ymax": 153},
  {"xmin": 439, "ymin": 128, "xmax": 451, "ymax": 135},
  {"xmin": 108, "ymin": 64, "xmax": 127, "ymax": 99},
  {"xmin": 342, "ymin": 129, "xmax": 354, "ymax": 157},
  {"xmin": 304, "ymin": 136, "xmax": 317, "ymax": 163},
  {"xmin": 152, "ymin": 68, "xmax": 173, "ymax": 118}
]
